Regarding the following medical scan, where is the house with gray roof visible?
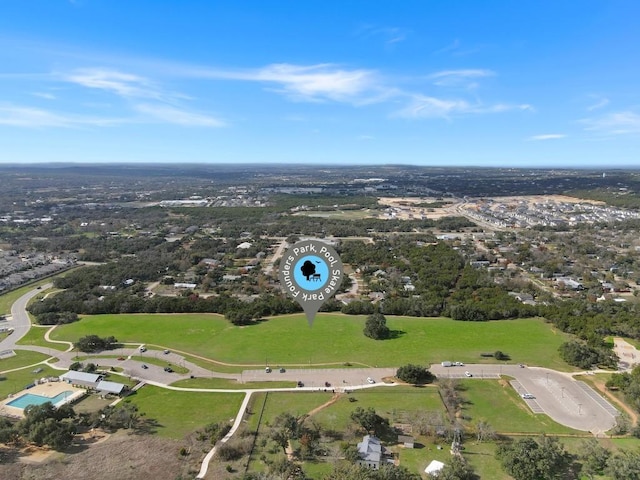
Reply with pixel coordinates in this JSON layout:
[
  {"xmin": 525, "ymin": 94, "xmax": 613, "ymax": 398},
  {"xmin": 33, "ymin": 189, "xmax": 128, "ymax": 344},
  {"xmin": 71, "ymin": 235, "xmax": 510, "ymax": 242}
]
[{"xmin": 356, "ymin": 435, "xmax": 391, "ymax": 470}]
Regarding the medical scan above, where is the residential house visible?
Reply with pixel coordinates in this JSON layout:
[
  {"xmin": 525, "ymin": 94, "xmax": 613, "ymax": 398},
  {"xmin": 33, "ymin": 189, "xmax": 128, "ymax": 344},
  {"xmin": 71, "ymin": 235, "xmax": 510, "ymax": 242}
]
[{"xmin": 356, "ymin": 435, "xmax": 390, "ymax": 470}]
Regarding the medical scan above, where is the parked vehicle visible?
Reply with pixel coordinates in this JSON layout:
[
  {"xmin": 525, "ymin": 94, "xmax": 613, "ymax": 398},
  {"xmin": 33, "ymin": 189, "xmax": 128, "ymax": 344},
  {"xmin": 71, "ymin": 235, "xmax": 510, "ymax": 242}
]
[
  {"xmin": 441, "ymin": 361, "xmax": 452, "ymax": 367},
  {"xmin": 464, "ymin": 371, "xmax": 473, "ymax": 377}
]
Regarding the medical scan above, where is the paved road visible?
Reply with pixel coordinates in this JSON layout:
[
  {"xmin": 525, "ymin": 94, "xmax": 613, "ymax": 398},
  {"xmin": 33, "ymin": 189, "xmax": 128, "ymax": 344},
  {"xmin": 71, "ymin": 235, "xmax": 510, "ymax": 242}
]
[
  {"xmin": 430, "ymin": 364, "xmax": 618, "ymax": 434},
  {"xmin": 0, "ymin": 283, "xmax": 52, "ymax": 352}
]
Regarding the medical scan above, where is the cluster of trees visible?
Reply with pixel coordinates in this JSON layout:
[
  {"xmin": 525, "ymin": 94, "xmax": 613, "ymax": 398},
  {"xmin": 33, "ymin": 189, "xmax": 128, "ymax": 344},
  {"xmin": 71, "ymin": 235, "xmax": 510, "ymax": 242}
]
[
  {"xmin": 498, "ymin": 436, "xmax": 640, "ymax": 480},
  {"xmin": 439, "ymin": 379, "xmax": 465, "ymax": 422},
  {"xmin": 268, "ymin": 412, "xmax": 322, "ymax": 461},
  {"xmin": 558, "ymin": 340, "xmax": 618, "ymax": 369},
  {"xmin": 322, "ymin": 463, "xmax": 421, "ymax": 480},
  {"xmin": 606, "ymin": 366, "xmax": 640, "ymax": 412},
  {"xmin": 543, "ymin": 300, "xmax": 640, "ymax": 341},
  {"xmin": 349, "ymin": 407, "xmax": 390, "ymax": 438},
  {"xmin": 0, "ymin": 399, "xmax": 147, "ymax": 454},
  {"xmin": 74, "ymin": 334, "xmax": 119, "ymax": 353},
  {"xmin": 0, "ymin": 403, "xmax": 76, "ymax": 451},
  {"xmin": 33, "ymin": 311, "xmax": 78, "ymax": 325},
  {"xmin": 395, "ymin": 364, "xmax": 435, "ymax": 385},
  {"xmin": 240, "ymin": 463, "xmax": 422, "ymax": 480},
  {"xmin": 343, "ymin": 240, "xmax": 537, "ymax": 321},
  {"xmin": 195, "ymin": 421, "xmax": 231, "ymax": 445},
  {"xmin": 30, "ymin": 285, "xmax": 305, "ymax": 325},
  {"xmin": 497, "ymin": 436, "xmax": 571, "ymax": 480}
]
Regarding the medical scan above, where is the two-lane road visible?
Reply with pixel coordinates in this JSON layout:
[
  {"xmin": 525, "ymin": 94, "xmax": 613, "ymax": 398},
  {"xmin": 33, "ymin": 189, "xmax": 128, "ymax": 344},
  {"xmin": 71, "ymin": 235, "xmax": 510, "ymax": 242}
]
[{"xmin": 1, "ymin": 283, "xmax": 52, "ymax": 352}]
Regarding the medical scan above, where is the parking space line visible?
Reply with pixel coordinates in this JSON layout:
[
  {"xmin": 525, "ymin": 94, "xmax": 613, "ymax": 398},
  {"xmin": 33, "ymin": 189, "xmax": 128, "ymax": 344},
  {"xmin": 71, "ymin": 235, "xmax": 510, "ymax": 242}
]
[{"xmin": 575, "ymin": 381, "xmax": 619, "ymax": 416}]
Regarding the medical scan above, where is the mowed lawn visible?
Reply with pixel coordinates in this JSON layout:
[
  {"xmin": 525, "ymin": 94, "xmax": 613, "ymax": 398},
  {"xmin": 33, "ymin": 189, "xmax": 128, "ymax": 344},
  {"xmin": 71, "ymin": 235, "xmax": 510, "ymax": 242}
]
[
  {"xmin": 50, "ymin": 313, "xmax": 572, "ymax": 370},
  {"xmin": 126, "ymin": 385, "xmax": 244, "ymax": 439}
]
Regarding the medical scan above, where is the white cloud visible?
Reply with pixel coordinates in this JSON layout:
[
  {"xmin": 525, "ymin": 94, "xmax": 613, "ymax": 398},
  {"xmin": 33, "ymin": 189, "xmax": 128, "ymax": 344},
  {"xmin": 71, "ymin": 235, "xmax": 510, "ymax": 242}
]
[
  {"xmin": 582, "ymin": 111, "xmax": 640, "ymax": 135},
  {"xmin": 433, "ymin": 39, "xmax": 482, "ymax": 56},
  {"xmin": 397, "ymin": 95, "xmax": 532, "ymax": 119},
  {"xmin": 63, "ymin": 68, "xmax": 187, "ymax": 103},
  {"xmin": 0, "ymin": 105, "xmax": 71, "ymax": 127},
  {"xmin": 253, "ymin": 63, "xmax": 378, "ymax": 103},
  {"xmin": 190, "ymin": 63, "xmax": 383, "ymax": 104},
  {"xmin": 64, "ymin": 68, "xmax": 153, "ymax": 97},
  {"xmin": 31, "ymin": 92, "xmax": 56, "ymax": 100},
  {"xmin": 354, "ymin": 25, "xmax": 408, "ymax": 46},
  {"xmin": 527, "ymin": 134, "xmax": 567, "ymax": 141},
  {"xmin": 0, "ymin": 104, "xmax": 121, "ymax": 128},
  {"xmin": 134, "ymin": 103, "xmax": 225, "ymax": 127},
  {"xmin": 586, "ymin": 95, "xmax": 609, "ymax": 111},
  {"xmin": 429, "ymin": 69, "xmax": 495, "ymax": 87}
]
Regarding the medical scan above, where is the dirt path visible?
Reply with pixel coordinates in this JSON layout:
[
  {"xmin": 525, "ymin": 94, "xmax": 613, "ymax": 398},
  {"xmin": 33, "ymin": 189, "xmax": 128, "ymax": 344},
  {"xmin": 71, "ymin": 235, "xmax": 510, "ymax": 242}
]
[
  {"xmin": 304, "ymin": 393, "xmax": 343, "ymax": 418},
  {"xmin": 589, "ymin": 376, "xmax": 638, "ymax": 425}
]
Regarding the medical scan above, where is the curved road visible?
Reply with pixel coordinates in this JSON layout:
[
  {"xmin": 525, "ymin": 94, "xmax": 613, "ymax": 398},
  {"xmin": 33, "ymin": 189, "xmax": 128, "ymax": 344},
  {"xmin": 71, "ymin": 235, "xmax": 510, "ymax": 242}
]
[{"xmin": 2, "ymin": 283, "xmax": 52, "ymax": 350}]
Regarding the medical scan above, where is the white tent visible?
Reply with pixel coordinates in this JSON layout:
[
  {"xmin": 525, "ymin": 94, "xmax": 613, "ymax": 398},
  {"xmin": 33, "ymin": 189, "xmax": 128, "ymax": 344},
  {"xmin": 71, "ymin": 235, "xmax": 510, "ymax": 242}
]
[{"xmin": 425, "ymin": 460, "xmax": 445, "ymax": 476}]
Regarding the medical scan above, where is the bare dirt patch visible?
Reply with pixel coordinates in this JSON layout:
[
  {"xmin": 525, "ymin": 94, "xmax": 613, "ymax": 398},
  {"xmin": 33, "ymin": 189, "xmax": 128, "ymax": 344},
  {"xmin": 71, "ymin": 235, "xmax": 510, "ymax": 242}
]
[
  {"xmin": 377, "ymin": 197, "xmax": 459, "ymax": 220},
  {"xmin": 0, "ymin": 432, "xmax": 198, "ymax": 480}
]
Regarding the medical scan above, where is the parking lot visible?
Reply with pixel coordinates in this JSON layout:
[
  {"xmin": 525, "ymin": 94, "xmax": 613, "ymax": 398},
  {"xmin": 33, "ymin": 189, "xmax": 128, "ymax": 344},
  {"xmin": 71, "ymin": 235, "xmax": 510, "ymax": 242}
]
[
  {"xmin": 241, "ymin": 367, "xmax": 397, "ymax": 389},
  {"xmin": 431, "ymin": 363, "xmax": 618, "ymax": 434}
]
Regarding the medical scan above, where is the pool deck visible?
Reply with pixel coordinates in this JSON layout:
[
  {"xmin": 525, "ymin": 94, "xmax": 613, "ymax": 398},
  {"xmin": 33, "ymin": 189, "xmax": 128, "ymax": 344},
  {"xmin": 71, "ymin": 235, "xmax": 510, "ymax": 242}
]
[{"xmin": 0, "ymin": 381, "xmax": 85, "ymax": 418}]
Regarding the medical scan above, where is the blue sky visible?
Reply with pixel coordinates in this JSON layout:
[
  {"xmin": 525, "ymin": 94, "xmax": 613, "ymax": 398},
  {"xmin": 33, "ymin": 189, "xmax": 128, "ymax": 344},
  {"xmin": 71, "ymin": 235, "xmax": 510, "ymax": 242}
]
[{"xmin": 0, "ymin": 0, "xmax": 639, "ymax": 167}]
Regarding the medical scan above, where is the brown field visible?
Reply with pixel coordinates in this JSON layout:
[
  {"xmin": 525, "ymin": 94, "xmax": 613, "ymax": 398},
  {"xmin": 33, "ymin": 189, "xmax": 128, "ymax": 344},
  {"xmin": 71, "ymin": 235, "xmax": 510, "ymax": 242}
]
[
  {"xmin": 377, "ymin": 197, "xmax": 459, "ymax": 220},
  {"xmin": 0, "ymin": 432, "xmax": 198, "ymax": 480}
]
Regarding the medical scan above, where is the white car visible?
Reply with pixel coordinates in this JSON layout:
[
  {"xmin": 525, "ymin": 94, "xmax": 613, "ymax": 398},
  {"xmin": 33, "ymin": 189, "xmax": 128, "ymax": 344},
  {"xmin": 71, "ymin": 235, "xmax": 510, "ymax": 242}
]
[
  {"xmin": 521, "ymin": 393, "xmax": 535, "ymax": 399},
  {"xmin": 464, "ymin": 371, "xmax": 473, "ymax": 377},
  {"xmin": 367, "ymin": 377, "xmax": 375, "ymax": 384}
]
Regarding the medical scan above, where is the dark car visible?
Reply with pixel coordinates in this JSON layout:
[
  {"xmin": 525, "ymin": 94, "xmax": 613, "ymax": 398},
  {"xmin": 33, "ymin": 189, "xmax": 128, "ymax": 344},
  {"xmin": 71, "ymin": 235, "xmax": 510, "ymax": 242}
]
[
  {"xmin": 141, "ymin": 364, "xmax": 148, "ymax": 369},
  {"xmin": 297, "ymin": 381, "xmax": 304, "ymax": 387},
  {"xmin": 279, "ymin": 367, "xmax": 286, "ymax": 373},
  {"xmin": 164, "ymin": 367, "xmax": 173, "ymax": 373}
]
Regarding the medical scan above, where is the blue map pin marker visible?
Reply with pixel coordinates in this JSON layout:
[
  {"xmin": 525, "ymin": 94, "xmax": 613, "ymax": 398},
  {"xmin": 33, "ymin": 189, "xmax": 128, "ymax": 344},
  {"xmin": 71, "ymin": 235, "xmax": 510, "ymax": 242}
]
[{"xmin": 279, "ymin": 239, "xmax": 344, "ymax": 326}]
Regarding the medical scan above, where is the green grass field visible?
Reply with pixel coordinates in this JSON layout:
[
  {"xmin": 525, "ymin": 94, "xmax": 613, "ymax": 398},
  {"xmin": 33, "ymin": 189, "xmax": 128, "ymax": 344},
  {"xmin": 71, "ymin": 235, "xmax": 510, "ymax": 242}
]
[
  {"xmin": 126, "ymin": 385, "xmax": 244, "ymax": 439},
  {"xmin": 0, "ymin": 350, "xmax": 53, "ymax": 372},
  {"xmin": 50, "ymin": 313, "xmax": 572, "ymax": 370},
  {"xmin": 16, "ymin": 325, "xmax": 69, "ymax": 351},
  {"xmin": 0, "ymin": 363, "xmax": 60, "ymax": 398},
  {"xmin": 244, "ymin": 385, "xmax": 525, "ymax": 479},
  {"xmin": 0, "ymin": 279, "xmax": 51, "ymax": 315}
]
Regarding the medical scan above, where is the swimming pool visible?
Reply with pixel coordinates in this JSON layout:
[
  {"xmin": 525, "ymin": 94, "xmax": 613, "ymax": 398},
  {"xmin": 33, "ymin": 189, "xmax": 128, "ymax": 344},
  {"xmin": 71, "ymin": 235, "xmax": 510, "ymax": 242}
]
[{"xmin": 7, "ymin": 391, "xmax": 73, "ymax": 410}]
